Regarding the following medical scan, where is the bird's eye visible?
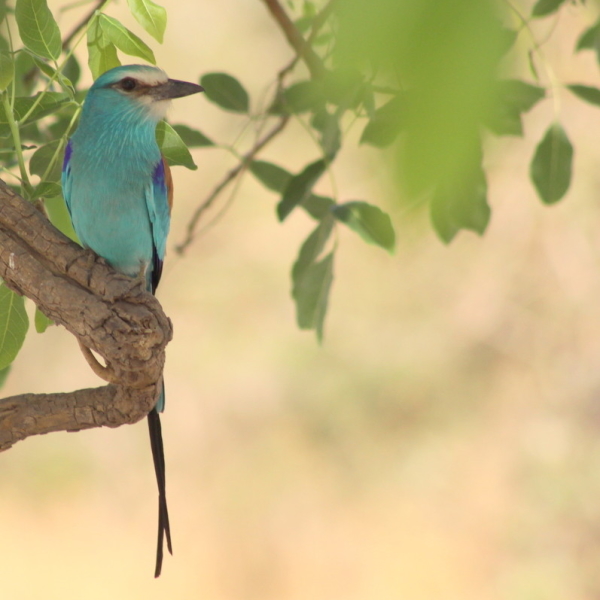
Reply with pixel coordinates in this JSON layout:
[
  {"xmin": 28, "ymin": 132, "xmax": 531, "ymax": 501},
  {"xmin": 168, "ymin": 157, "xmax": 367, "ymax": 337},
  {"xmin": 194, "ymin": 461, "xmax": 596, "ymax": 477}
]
[{"xmin": 120, "ymin": 77, "xmax": 137, "ymax": 91}]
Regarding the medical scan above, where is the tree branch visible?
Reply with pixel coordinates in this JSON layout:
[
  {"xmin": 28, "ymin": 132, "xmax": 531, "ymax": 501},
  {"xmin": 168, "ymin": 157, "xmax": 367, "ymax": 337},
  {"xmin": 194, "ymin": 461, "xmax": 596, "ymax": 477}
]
[
  {"xmin": 0, "ymin": 384, "xmax": 157, "ymax": 452},
  {"xmin": 260, "ymin": 0, "xmax": 326, "ymax": 79},
  {"xmin": 176, "ymin": 115, "xmax": 290, "ymax": 254},
  {"xmin": 0, "ymin": 180, "xmax": 172, "ymax": 452}
]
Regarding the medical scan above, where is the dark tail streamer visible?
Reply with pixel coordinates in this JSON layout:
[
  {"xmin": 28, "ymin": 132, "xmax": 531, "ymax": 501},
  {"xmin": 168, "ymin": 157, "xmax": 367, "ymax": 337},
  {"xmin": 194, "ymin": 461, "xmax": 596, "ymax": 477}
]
[{"xmin": 147, "ymin": 407, "xmax": 172, "ymax": 577}]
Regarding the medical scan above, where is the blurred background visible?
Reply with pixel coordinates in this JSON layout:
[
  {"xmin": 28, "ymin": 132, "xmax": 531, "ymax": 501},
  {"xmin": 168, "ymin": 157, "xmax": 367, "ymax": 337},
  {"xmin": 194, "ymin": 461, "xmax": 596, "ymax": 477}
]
[{"xmin": 4, "ymin": 0, "xmax": 600, "ymax": 598}]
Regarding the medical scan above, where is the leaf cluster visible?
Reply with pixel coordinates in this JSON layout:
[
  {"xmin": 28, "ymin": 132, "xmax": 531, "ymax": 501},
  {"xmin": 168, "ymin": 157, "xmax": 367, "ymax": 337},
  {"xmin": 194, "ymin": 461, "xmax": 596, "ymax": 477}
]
[
  {"xmin": 0, "ymin": 0, "xmax": 189, "ymax": 381},
  {"xmin": 0, "ymin": 0, "xmax": 599, "ymax": 383}
]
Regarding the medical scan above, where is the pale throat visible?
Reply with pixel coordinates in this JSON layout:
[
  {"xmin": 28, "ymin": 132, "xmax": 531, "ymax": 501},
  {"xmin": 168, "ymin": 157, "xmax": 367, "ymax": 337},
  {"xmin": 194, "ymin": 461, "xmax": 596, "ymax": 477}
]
[{"xmin": 139, "ymin": 96, "xmax": 172, "ymax": 122}]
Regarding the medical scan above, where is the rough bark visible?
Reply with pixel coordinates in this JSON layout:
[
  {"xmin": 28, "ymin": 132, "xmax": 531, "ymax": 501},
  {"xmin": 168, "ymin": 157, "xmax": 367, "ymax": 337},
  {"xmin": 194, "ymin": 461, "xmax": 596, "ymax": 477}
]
[{"xmin": 0, "ymin": 180, "xmax": 173, "ymax": 452}]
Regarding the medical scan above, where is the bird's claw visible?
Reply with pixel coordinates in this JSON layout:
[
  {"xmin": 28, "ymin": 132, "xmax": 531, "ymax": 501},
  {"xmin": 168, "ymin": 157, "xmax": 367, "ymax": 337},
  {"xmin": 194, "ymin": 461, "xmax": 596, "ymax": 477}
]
[{"xmin": 119, "ymin": 263, "xmax": 149, "ymax": 302}]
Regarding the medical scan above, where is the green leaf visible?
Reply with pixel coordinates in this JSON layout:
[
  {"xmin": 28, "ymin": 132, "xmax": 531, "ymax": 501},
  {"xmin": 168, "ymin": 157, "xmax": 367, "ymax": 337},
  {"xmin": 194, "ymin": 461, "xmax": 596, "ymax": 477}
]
[
  {"xmin": 34, "ymin": 180, "xmax": 61, "ymax": 198},
  {"xmin": 291, "ymin": 217, "xmax": 335, "ymax": 341},
  {"xmin": 13, "ymin": 93, "xmax": 69, "ymax": 123},
  {"xmin": 15, "ymin": 0, "xmax": 61, "ymax": 60},
  {"xmin": 530, "ymin": 122, "xmax": 573, "ymax": 204},
  {"xmin": 12, "ymin": 50, "xmax": 36, "ymax": 97},
  {"xmin": 277, "ymin": 159, "xmax": 327, "ymax": 221},
  {"xmin": 31, "ymin": 56, "xmax": 74, "ymax": 95},
  {"xmin": 332, "ymin": 201, "xmax": 395, "ymax": 253},
  {"xmin": 323, "ymin": 68, "xmax": 365, "ymax": 108},
  {"xmin": 302, "ymin": 194, "xmax": 334, "ymax": 220},
  {"xmin": 313, "ymin": 32, "xmax": 332, "ymax": 47},
  {"xmin": 29, "ymin": 139, "xmax": 63, "ymax": 181},
  {"xmin": 498, "ymin": 80, "xmax": 545, "ymax": 112},
  {"xmin": 0, "ymin": 284, "xmax": 29, "ymax": 371},
  {"xmin": 172, "ymin": 124, "xmax": 214, "ymax": 147},
  {"xmin": 532, "ymin": 0, "xmax": 568, "ymax": 17},
  {"xmin": 0, "ymin": 92, "xmax": 69, "ymax": 136},
  {"xmin": 0, "ymin": 51, "xmax": 14, "ymax": 92},
  {"xmin": 0, "ymin": 365, "xmax": 11, "ymax": 389},
  {"xmin": 303, "ymin": 1, "xmax": 317, "ymax": 17},
  {"xmin": 430, "ymin": 169, "xmax": 490, "ymax": 244},
  {"xmin": 200, "ymin": 72, "xmax": 249, "ymax": 113},
  {"xmin": 567, "ymin": 84, "xmax": 600, "ymax": 106},
  {"xmin": 45, "ymin": 195, "xmax": 78, "ymax": 241},
  {"xmin": 292, "ymin": 217, "xmax": 335, "ymax": 283},
  {"xmin": 87, "ymin": 16, "xmax": 120, "ymax": 79},
  {"xmin": 360, "ymin": 96, "xmax": 404, "ymax": 148},
  {"xmin": 63, "ymin": 54, "xmax": 81, "ymax": 86},
  {"xmin": 98, "ymin": 14, "xmax": 156, "ymax": 64},
  {"xmin": 34, "ymin": 307, "xmax": 52, "ymax": 333},
  {"xmin": 484, "ymin": 104, "xmax": 523, "ymax": 136},
  {"xmin": 577, "ymin": 21, "xmax": 600, "ymax": 51},
  {"xmin": 315, "ymin": 111, "xmax": 341, "ymax": 159},
  {"xmin": 47, "ymin": 105, "xmax": 79, "ymax": 138},
  {"xmin": 294, "ymin": 16, "xmax": 313, "ymax": 34},
  {"xmin": 485, "ymin": 80, "xmax": 545, "ymax": 137},
  {"xmin": 249, "ymin": 160, "xmax": 291, "ymax": 193},
  {"xmin": 292, "ymin": 251, "xmax": 334, "ymax": 342},
  {"xmin": 156, "ymin": 121, "xmax": 197, "ymax": 170},
  {"xmin": 498, "ymin": 28, "xmax": 518, "ymax": 56},
  {"xmin": 127, "ymin": 0, "xmax": 167, "ymax": 43},
  {"xmin": 31, "ymin": 55, "xmax": 55, "ymax": 77},
  {"xmin": 270, "ymin": 80, "xmax": 324, "ymax": 115}
]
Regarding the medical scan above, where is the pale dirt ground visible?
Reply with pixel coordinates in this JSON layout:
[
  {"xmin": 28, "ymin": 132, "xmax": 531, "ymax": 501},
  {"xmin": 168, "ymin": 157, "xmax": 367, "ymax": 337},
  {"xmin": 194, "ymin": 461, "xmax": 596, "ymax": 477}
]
[{"xmin": 3, "ymin": 1, "xmax": 600, "ymax": 599}]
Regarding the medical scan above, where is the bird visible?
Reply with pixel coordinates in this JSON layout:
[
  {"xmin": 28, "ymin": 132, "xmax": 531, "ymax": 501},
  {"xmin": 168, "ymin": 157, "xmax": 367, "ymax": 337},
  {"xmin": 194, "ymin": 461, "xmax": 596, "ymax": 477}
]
[{"xmin": 61, "ymin": 64, "xmax": 203, "ymax": 577}]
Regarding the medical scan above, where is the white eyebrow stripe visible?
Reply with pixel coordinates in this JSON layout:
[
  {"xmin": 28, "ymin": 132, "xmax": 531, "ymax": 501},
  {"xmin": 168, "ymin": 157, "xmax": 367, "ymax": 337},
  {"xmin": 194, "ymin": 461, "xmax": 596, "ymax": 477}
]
[{"xmin": 118, "ymin": 68, "xmax": 168, "ymax": 86}]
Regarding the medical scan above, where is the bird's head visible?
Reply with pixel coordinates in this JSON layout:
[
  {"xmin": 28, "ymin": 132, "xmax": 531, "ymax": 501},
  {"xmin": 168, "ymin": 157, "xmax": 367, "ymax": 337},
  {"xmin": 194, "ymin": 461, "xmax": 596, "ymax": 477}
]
[{"xmin": 85, "ymin": 65, "xmax": 204, "ymax": 123}]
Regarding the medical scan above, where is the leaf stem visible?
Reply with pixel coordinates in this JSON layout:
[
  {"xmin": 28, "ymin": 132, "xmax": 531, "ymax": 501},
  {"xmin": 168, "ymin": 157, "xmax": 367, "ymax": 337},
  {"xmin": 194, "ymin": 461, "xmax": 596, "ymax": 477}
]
[
  {"xmin": 40, "ymin": 105, "xmax": 82, "ymax": 183},
  {"xmin": 1, "ymin": 94, "xmax": 32, "ymax": 196}
]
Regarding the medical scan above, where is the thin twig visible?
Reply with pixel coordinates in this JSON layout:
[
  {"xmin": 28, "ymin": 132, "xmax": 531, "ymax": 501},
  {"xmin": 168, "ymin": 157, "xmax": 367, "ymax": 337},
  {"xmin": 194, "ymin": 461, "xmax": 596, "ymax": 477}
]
[
  {"xmin": 260, "ymin": 0, "xmax": 326, "ymax": 79},
  {"xmin": 176, "ymin": 115, "xmax": 290, "ymax": 254}
]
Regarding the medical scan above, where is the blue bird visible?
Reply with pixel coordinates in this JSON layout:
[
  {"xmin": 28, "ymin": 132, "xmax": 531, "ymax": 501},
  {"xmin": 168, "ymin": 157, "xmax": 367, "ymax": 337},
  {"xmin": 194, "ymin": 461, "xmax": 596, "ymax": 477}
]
[{"xmin": 61, "ymin": 64, "xmax": 203, "ymax": 577}]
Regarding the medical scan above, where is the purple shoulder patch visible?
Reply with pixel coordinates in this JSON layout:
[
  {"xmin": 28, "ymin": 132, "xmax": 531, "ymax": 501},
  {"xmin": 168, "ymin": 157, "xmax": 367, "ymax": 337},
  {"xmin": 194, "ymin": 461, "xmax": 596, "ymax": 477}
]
[
  {"xmin": 152, "ymin": 160, "xmax": 165, "ymax": 189},
  {"xmin": 63, "ymin": 140, "xmax": 73, "ymax": 170}
]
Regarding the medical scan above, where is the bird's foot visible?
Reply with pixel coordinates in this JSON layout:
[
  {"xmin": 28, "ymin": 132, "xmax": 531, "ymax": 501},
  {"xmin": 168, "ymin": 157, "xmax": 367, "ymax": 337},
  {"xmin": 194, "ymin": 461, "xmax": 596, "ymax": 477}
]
[{"xmin": 119, "ymin": 263, "xmax": 149, "ymax": 302}]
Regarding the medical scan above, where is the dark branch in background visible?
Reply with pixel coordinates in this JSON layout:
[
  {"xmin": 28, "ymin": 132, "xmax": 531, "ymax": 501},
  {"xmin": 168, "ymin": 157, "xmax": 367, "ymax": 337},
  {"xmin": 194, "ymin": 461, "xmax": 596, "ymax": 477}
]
[
  {"xmin": 178, "ymin": 0, "xmax": 335, "ymax": 252},
  {"xmin": 62, "ymin": 0, "xmax": 109, "ymax": 49},
  {"xmin": 0, "ymin": 181, "xmax": 172, "ymax": 452},
  {"xmin": 261, "ymin": 0, "xmax": 326, "ymax": 79},
  {"xmin": 176, "ymin": 115, "xmax": 290, "ymax": 254}
]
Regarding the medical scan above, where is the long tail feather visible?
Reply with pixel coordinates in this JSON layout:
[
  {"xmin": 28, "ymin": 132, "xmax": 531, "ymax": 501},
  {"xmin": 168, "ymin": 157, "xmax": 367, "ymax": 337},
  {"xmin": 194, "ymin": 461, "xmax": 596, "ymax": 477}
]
[{"xmin": 147, "ymin": 407, "xmax": 172, "ymax": 577}]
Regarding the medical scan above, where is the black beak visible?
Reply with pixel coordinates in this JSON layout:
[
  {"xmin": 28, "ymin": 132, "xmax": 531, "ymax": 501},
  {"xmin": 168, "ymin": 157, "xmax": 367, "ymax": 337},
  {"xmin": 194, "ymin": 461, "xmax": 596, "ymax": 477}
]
[{"xmin": 151, "ymin": 79, "xmax": 204, "ymax": 101}]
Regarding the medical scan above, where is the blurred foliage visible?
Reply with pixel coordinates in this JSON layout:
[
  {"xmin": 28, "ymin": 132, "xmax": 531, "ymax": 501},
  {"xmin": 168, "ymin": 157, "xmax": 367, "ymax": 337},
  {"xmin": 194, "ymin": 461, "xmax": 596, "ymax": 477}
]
[{"xmin": 0, "ymin": 0, "xmax": 599, "ymax": 382}]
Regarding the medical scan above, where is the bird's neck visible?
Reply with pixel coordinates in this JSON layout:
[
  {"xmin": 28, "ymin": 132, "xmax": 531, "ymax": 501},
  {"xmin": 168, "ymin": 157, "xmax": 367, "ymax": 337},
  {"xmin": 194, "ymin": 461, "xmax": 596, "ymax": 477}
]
[{"xmin": 74, "ymin": 101, "xmax": 161, "ymax": 168}]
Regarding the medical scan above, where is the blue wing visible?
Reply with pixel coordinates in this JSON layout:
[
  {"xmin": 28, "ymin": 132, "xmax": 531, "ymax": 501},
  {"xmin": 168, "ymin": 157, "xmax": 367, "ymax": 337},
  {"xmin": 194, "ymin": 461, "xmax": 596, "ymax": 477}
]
[{"xmin": 147, "ymin": 157, "xmax": 172, "ymax": 294}]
